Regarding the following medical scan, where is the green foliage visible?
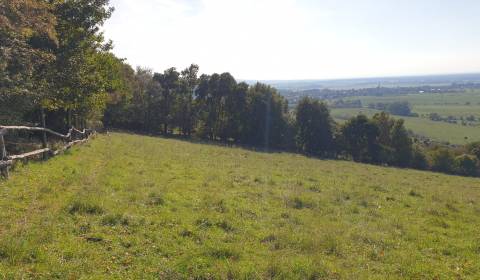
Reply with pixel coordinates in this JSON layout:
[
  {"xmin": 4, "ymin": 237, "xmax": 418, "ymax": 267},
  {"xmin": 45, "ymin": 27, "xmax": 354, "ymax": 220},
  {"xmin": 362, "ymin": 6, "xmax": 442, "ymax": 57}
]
[
  {"xmin": 453, "ymin": 154, "xmax": 479, "ymax": 177},
  {"xmin": 295, "ymin": 97, "xmax": 334, "ymax": 156},
  {"xmin": 337, "ymin": 113, "xmax": 427, "ymax": 169},
  {"xmin": 242, "ymin": 82, "xmax": 291, "ymax": 149},
  {"xmin": 106, "ymin": 69, "xmax": 291, "ymax": 149},
  {"xmin": 387, "ymin": 101, "xmax": 412, "ymax": 116},
  {"xmin": 0, "ymin": 0, "xmax": 57, "ymax": 124},
  {"xmin": 47, "ymin": 0, "xmax": 114, "ymax": 128},
  {"xmin": 431, "ymin": 148, "xmax": 455, "ymax": 174},
  {"xmin": 466, "ymin": 141, "xmax": 480, "ymax": 160},
  {"xmin": 390, "ymin": 119, "xmax": 413, "ymax": 167},
  {"xmin": 411, "ymin": 146, "xmax": 429, "ymax": 170},
  {"xmin": 332, "ymin": 102, "xmax": 480, "ymax": 146},
  {"xmin": 1, "ymin": 0, "xmax": 117, "ymax": 129},
  {"xmin": 340, "ymin": 115, "xmax": 381, "ymax": 163}
]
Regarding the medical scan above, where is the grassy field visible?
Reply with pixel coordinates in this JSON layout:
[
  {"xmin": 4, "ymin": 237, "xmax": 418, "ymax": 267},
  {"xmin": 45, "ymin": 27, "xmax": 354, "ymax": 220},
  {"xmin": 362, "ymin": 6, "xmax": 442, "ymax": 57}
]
[
  {"xmin": 333, "ymin": 90, "xmax": 480, "ymax": 144},
  {"xmin": 331, "ymin": 108, "xmax": 480, "ymax": 144},
  {"xmin": 348, "ymin": 91, "xmax": 480, "ymax": 116},
  {"xmin": 0, "ymin": 132, "xmax": 480, "ymax": 279},
  {"xmin": 344, "ymin": 91, "xmax": 480, "ymax": 108},
  {"xmin": 344, "ymin": 90, "xmax": 480, "ymax": 118}
]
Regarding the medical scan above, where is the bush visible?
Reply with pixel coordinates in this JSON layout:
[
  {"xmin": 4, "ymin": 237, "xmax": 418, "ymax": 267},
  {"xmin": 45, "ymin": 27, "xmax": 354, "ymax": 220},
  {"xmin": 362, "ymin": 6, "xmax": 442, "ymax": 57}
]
[
  {"xmin": 411, "ymin": 147, "xmax": 429, "ymax": 170},
  {"xmin": 466, "ymin": 142, "xmax": 480, "ymax": 160},
  {"xmin": 387, "ymin": 101, "xmax": 412, "ymax": 116},
  {"xmin": 454, "ymin": 154, "xmax": 478, "ymax": 177},
  {"xmin": 430, "ymin": 149, "xmax": 455, "ymax": 174}
]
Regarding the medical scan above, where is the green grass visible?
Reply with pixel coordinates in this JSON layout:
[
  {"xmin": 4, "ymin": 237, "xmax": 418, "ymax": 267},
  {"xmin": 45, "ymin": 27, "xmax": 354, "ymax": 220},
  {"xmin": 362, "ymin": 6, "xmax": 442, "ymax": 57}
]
[
  {"xmin": 331, "ymin": 108, "xmax": 480, "ymax": 144},
  {"xmin": 0, "ymin": 132, "xmax": 480, "ymax": 279}
]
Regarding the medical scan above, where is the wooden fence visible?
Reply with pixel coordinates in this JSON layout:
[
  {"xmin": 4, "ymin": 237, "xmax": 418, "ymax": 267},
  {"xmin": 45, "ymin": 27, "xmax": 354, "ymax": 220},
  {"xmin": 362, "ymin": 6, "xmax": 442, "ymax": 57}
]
[{"xmin": 0, "ymin": 126, "xmax": 94, "ymax": 179}]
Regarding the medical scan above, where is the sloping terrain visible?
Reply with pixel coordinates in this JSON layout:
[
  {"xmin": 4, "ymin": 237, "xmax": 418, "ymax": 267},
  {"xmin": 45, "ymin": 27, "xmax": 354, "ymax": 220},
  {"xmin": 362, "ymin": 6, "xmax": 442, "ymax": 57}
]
[{"xmin": 0, "ymin": 133, "xmax": 479, "ymax": 279}]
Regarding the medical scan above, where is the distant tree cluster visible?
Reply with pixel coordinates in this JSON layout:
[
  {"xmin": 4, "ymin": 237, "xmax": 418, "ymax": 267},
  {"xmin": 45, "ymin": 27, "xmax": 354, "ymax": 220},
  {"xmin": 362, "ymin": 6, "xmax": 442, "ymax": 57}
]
[
  {"xmin": 427, "ymin": 113, "xmax": 478, "ymax": 126},
  {"xmin": 368, "ymin": 101, "xmax": 414, "ymax": 116},
  {"xmin": 331, "ymin": 99, "xmax": 362, "ymax": 109}
]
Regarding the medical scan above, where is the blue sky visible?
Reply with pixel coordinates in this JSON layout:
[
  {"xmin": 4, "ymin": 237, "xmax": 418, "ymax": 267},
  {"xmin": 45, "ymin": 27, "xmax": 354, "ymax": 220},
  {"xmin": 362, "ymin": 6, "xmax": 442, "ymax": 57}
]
[{"xmin": 103, "ymin": 0, "xmax": 480, "ymax": 80}]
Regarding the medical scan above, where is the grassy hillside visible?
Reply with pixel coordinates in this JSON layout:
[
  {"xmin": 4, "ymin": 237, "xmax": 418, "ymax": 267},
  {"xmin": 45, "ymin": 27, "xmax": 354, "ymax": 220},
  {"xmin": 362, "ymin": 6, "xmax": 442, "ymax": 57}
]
[{"xmin": 0, "ymin": 133, "xmax": 479, "ymax": 279}]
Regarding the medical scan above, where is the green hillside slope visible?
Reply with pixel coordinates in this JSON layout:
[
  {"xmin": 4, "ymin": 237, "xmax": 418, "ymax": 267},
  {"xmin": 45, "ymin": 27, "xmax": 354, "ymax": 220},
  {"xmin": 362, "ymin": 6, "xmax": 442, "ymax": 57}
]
[{"xmin": 0, "ymin": 133, "xmax": 479, "ymax": 279}]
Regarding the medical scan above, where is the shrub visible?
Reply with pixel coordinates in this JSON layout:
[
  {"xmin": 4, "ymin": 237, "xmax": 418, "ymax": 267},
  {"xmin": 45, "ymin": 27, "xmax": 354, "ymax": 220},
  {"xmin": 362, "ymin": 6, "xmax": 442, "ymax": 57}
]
[
  {"xmin": 387, "ymin": 101, "xmax": 412, "ymax": 116},
  {"xmin": 411, "ymin": 147, "xmax": 429, "ymax": 170},
  {"xmin": 454, "ymin": 154, "xmax": 478, "ymax": 177},
  {"xmin": 430, "ymin": 148, "xmax": 455, "ymax": 174},
  {"xmin": 466, "ymin": 141, "xmax": 480, "ymax": 160}
]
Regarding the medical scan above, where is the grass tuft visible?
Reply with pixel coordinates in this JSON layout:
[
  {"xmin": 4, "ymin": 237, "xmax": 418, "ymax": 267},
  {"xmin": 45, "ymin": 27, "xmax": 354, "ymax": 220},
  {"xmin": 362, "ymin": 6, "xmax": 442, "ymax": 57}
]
[{"xmin": 67, "ymin": 200, "xmax": 104, "ymax": 215}]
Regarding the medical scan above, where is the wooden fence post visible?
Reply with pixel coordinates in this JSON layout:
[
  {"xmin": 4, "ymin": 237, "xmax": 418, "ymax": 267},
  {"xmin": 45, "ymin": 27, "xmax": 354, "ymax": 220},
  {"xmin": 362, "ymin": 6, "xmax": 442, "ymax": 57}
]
[
  {"xmin": 40, "ymin": 108, "xmax": 48, "ymax": 160},
  {"xmin": 0, "ymin": 128, "xmax": 9, "ymax": 179}
]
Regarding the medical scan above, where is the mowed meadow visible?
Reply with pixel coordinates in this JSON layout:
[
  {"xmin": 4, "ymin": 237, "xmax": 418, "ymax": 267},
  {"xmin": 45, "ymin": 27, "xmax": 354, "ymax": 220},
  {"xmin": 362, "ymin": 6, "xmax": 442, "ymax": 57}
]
[{"xmin": 0, "ymin": 133, "xmax": 479, "ymax": 279}]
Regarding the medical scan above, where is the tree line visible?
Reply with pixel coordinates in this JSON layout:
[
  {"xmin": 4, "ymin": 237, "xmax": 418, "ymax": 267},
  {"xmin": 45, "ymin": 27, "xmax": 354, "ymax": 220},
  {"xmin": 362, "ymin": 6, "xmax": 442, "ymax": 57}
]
[
  {"xmin": 103, "ymin": 66, "xmax": 292, "ymax": 150},
  {"xmin": 101, "ymin": 64, "xmax": 480, "ymax": 177},
  {"xmin": 1, "ymin": 0, "xmax": 479, "ymax": 178}
]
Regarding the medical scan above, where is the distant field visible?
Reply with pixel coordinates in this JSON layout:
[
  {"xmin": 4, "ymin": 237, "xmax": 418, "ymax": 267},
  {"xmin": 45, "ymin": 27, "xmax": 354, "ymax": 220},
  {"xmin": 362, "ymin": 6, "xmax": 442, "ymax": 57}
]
[
  {"xmin": 343, "ymin": 90, "xmax": 480, "ymax": 117},
  {"xmin": 413, "ymin": 105, "xmax": 480, "ymax": 118},
  {"xmin": 334, "ymin": 90, "xmax": 480, "ymax": 144},
  {"xmin": 344, "ymin": 90, "xmax": 480, "ymax": 107},
  {"xmin": 331, "ymin": 108, "xmax": 480, "ymax": 144},
  {"xmin": 0, "ymin": 133, "xmax": 480, "ymax": 279}
]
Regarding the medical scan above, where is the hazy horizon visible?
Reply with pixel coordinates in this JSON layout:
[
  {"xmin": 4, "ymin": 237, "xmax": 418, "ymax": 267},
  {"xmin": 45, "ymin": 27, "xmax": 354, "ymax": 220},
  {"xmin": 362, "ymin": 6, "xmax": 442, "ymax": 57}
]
[{"xmin": 104, "ymin": 0, "xmax": 480, "ymax": 80}]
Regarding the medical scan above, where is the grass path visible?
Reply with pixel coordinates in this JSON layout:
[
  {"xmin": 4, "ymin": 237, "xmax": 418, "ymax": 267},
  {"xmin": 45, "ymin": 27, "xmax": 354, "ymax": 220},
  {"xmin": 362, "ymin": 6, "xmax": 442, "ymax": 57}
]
[{"xmin": 0, "ymin": 133, "xmax": 479, "ymax": 279}]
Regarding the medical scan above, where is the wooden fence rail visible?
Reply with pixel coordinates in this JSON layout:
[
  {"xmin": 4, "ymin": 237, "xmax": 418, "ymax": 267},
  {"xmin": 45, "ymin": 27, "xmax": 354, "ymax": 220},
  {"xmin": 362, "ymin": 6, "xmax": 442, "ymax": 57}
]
[{"xmin": 0, "ymin": 125, "xmax": 94, "ymax": 179}]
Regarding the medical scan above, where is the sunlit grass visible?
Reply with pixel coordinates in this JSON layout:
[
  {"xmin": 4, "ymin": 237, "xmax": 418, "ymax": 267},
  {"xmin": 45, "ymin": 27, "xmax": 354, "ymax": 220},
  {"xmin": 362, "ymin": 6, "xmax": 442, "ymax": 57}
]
[{"xmin": 0, "ymin": 132, "xmax": 479, "ymax": 279}]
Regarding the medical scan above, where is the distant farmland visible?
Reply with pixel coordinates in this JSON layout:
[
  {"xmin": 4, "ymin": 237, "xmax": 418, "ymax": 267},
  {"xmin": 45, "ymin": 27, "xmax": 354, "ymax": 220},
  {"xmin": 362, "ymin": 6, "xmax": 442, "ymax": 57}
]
[
  {"xmin": 330, "ymin": 90, "xmax": 480, "ymax": 144},
  {"xmin": 331, "ymin": 108, "xmax": 480, "ymax": 145}
]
